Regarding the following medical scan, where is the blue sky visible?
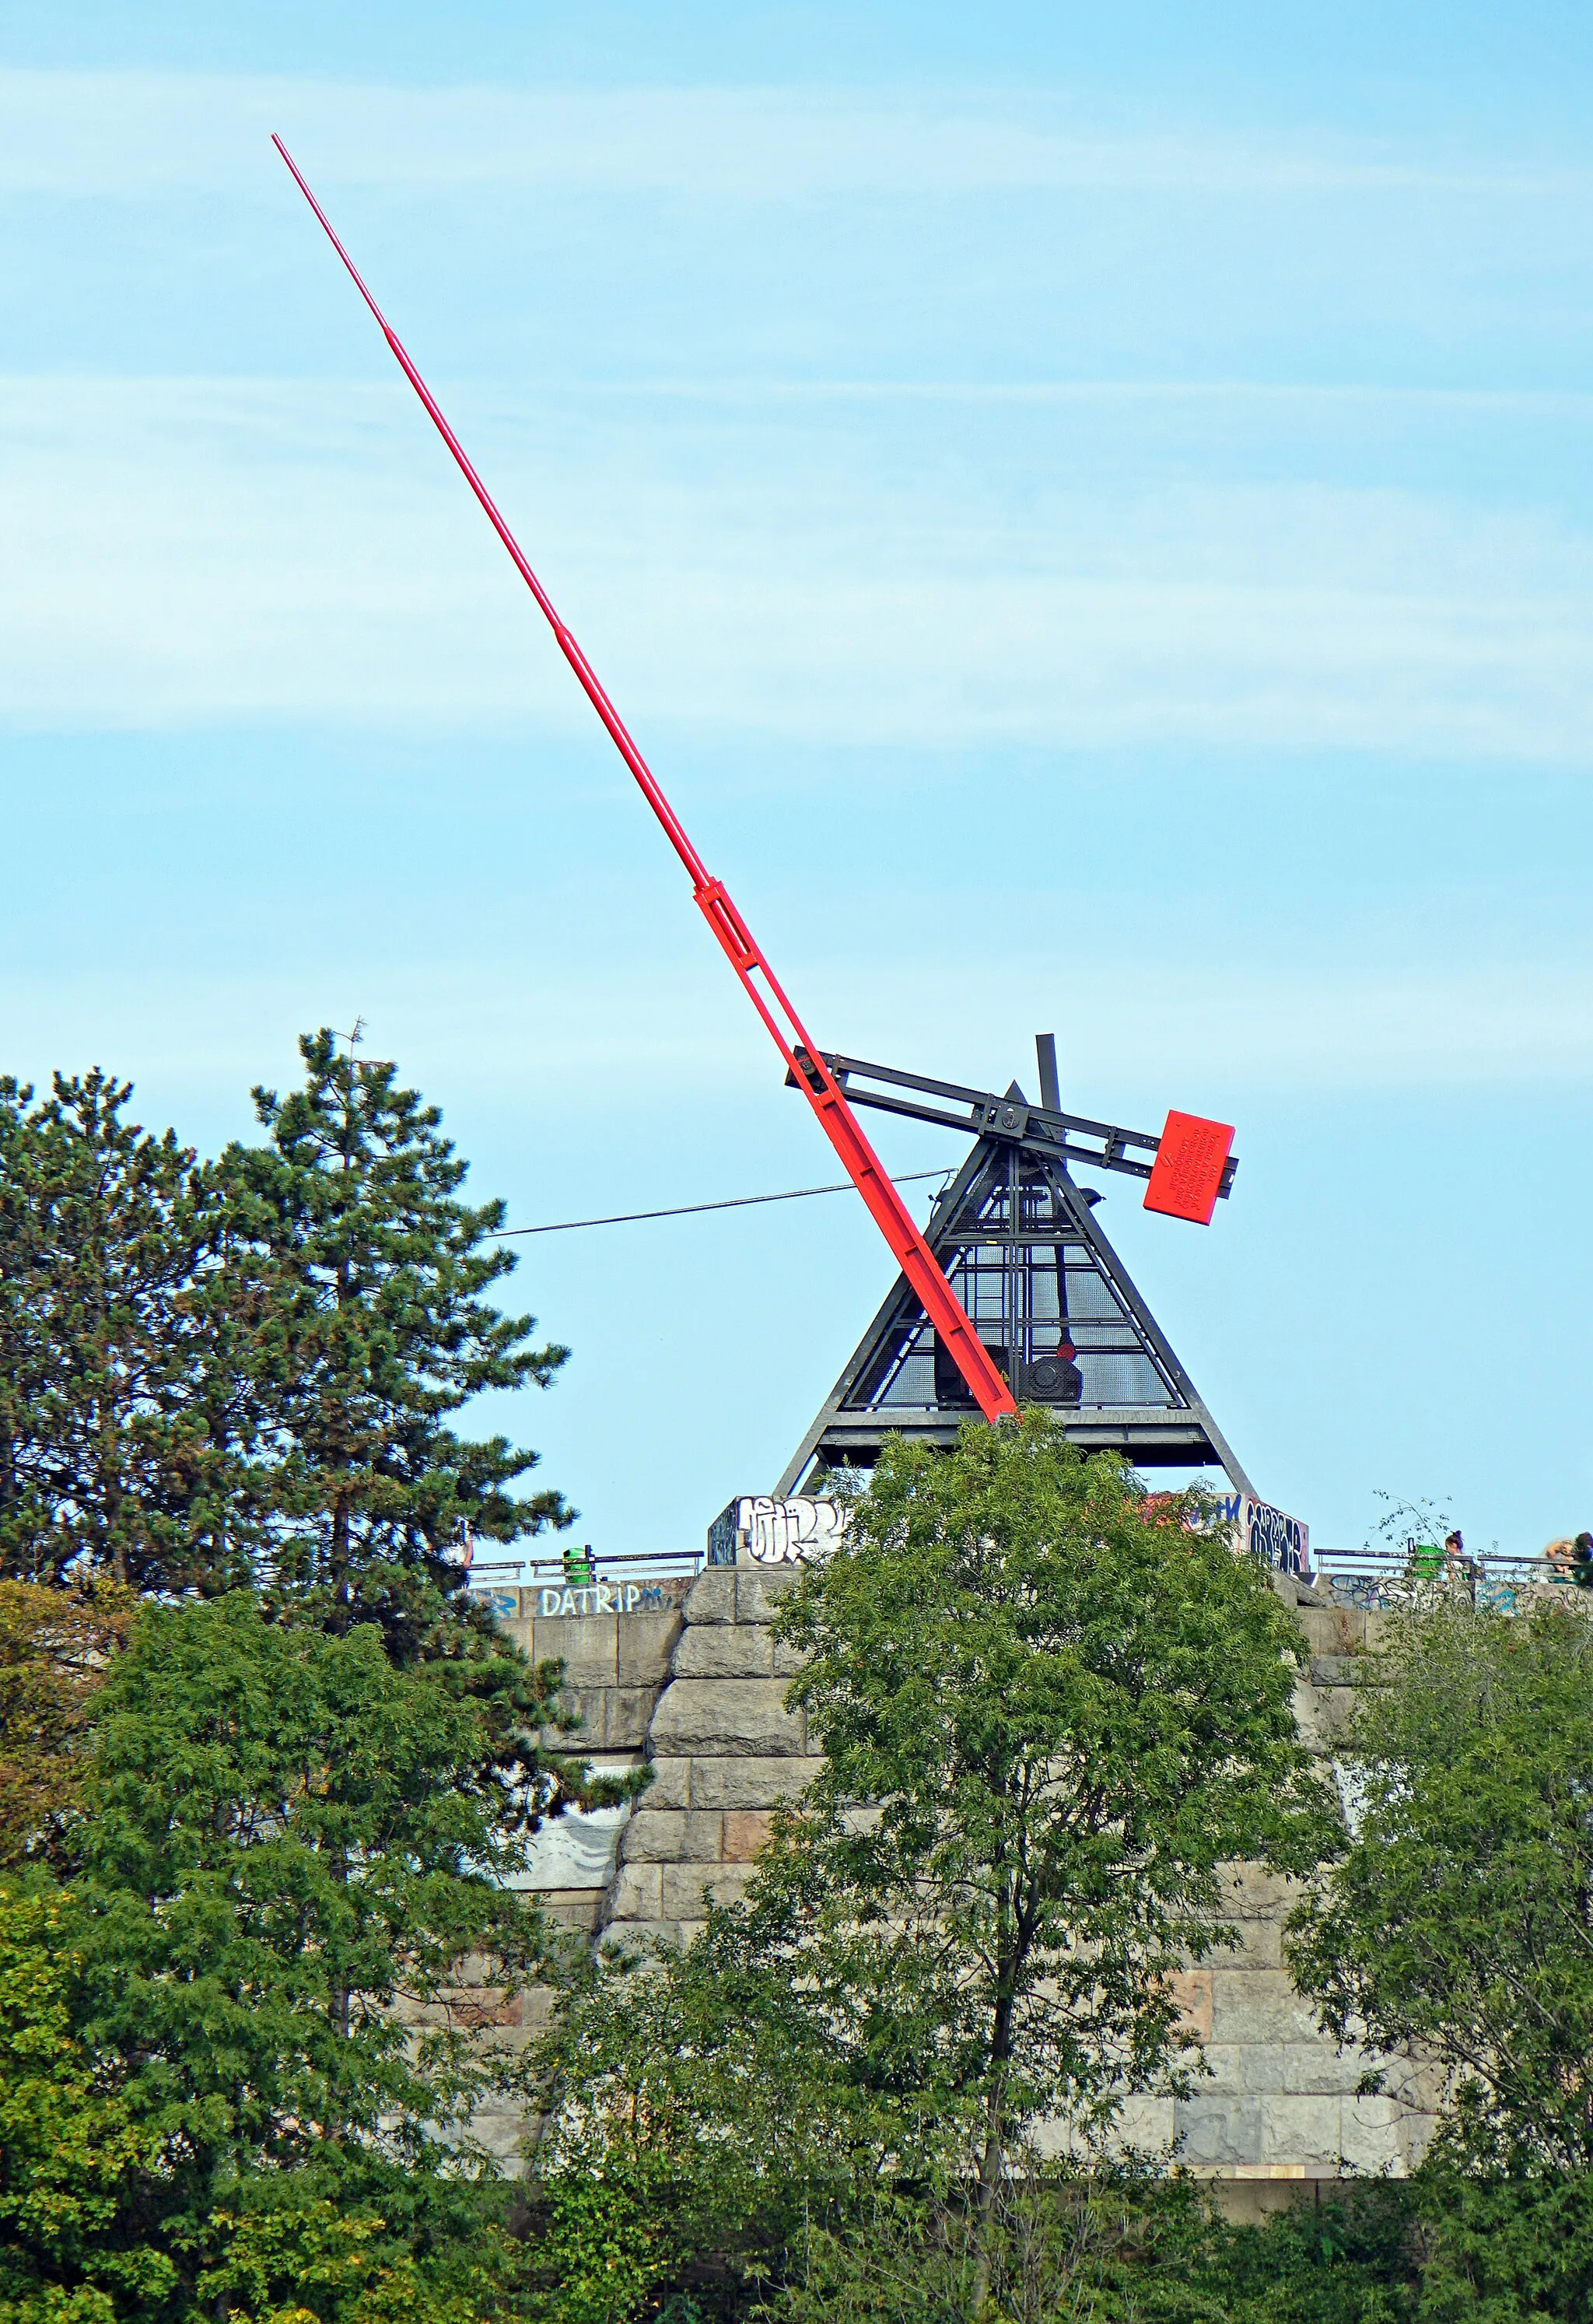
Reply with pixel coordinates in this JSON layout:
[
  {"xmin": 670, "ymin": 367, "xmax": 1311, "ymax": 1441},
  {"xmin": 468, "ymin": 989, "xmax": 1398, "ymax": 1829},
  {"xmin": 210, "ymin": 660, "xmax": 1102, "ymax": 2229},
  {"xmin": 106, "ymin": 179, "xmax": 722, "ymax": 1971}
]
[{"xmin": 3, "ymin": 3, "xmax": 1591, "ymax": 1559}]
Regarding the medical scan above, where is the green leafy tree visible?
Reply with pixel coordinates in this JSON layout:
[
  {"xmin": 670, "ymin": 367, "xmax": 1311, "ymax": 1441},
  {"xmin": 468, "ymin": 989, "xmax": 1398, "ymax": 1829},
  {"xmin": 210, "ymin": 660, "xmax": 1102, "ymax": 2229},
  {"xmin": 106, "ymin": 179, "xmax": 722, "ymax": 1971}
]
[
  {"xmin": 771, "ymin": 1418, "xmax": 1334, "ymax": 2221},
  {"xmin": 529, "ymin": 1914, "xmax": 839, "ymax": 2323},
  {"xmin": 0, "ymin": 1881, "xmax": 174, "ymax": 2323},
  {"xmin": 226, "ymin": 1032, "xmax": 569, "ymax": 1657},
  {"xmin": 536, "ymin": 1417, "xmax": 1336, "ymax": 2319},
  {"xmin": 0, "ymin": 1073, "xmax": 258, "ymax": 1595},
  {"xmin": 0, "ymin": 1589, "xmax": 648, "ymax": 2319},
  {"xmin": 0, "ymin": 1581, "xmax": 133, "ymax": 1872},
  {"xmin": 0, "ymin": 1877, "xmax": 528, "ymax": 2323},
  {"xmin": 1289, "ymin": 1593, "xmax": 1593, "ymax": 2175},
  {"xmin": 75, "ymin": 1595, "xmax": 551, "ymax": 2186},
  {"xmin": 5, "ymin": 1590, "xmax": 626, "ymax": 2318}
]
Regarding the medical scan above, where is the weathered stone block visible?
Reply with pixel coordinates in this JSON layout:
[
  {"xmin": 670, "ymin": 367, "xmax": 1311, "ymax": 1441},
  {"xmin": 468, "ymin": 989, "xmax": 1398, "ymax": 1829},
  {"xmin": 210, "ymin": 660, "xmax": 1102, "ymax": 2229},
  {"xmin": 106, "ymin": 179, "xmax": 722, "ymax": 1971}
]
[
  {"xmin": 688, "ymin": 1757, "xmax": 818, "ymax": 1810},
  {"xmin": 1225, "ymin": 1918, "xmax": 1285, "ymax": 1969},
  {"xmin": 451, "ymin": 1986, "xmax": 523, "ymax": 2028},
  {"xmin": 1339, "ymin": 2096, "xmax": 1419, "ymax": 2175},
  {"xmin": 619, "ymin": 1809, "xmax": 723, "ymax": 1864},
  {"xmin": 1294, "ymin": 1605, "xmax": 1365, "ymax": 1656},
  {"xmin": 1196, "ymin": 2044, "xmax": 1245, "ymax": 2094},
  {"xmin": 722, "ymin": 1808, "xmax": 775, "ymax": 1860},
  {"xmin": 517, "ymin": 1984, "xmax": 557, "ymax": 2032},
  {"xmin": 1173, "ymin": 2097, "xmax": 1265, "ymax": 2167},
  {"xmin": 1218, "ymin": 1863, "xmax": 1294, "ymax": 1916},
  {"xmin": 637, "ymin": 1756, "xmax": 690, "ymax": 1809},
  {"xmin": 1209, "ymin": 1970, "xmax": 1329, "ymax": 2047},
  {"xmin": 531, "ymin": 1615, "xmax": 619, "ymax": 1687},
  {"xmin": 1290, "ymin": 1681, "xmax": 1339, "ymax": 1753},
  {"xmin": 1259, "ymin": 2097, "xmax": 1346, "ymax": 2170},
  {"xmin": 537, "ymin": 1887, "xmax": 607, "ymax": 1936},
  {"xmin": 1276, "ymin": 2043, "xmax": 1377, "ymax": 2098},
  {"xmin": 661, "ymin": 1860, "xmax": 754, "ymax": 1919},
  {"xmin": 619, "ymin": 1614, "xmax": 684, "ymax": 1688},
  {"xmin": 672, "ymin": 1626, "xmax": 775, "ymax": 1679},
  {"xmin": 649, "ymin": 1678, "xmax": 807, "ymax": 1758},
  {"xmin": 1169, "ymin": 1968, "xmax": 1213, "ymax": 2042},
  {"xmin": 1301, "ymin": 1687, "xmax": 1357, "ymax": 1743},
  {"xmin": 598, "ymin": 1918, "xmax": 682, "ymax": 1954},
  {"xmin": 1378, "ymin": 2054, "xmax": 1450, "ymax": 2115},
  {"xmin": 1039, "ymin": 2097, "xmax": 1175, "ymax": 2160},
  {"xmin": 604, "ymin": 1688, "xmax": 663, "ymax": 1748},
  {"xmin": 737, "ymin": 1566, "xmax": 804, "ymax": 1624},
  {"xmin": 683, "ymin": 1570, "xmax": 738, "ymax": 1625},
  {"xmin": 607, "ymin": 1861, "xmax": 661, "ymax": 1919},
  {"xmin": 772, "ymin": 1638, "xmax": 808, "ymax": 1677},
  {"xmin": 534, "ymin": 1684, "xmax": 607, "ymax": 1748}
]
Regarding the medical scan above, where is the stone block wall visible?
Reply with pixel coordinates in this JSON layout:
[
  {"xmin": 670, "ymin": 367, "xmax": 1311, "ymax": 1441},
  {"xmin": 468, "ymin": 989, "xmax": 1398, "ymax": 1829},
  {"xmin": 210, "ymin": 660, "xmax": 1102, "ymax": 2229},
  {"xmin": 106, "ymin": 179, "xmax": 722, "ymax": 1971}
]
[
  {"xmin": 604, "ymin": 1565, "xmax": 818, "ymax": 1951},
  {"xmin": 596, "ymin": 1562, "xmax": 1443, "ymax": 2196},
  {"xmin": 458, "ymin": 1560, "xmax": 1442, "ymax": 2194}
]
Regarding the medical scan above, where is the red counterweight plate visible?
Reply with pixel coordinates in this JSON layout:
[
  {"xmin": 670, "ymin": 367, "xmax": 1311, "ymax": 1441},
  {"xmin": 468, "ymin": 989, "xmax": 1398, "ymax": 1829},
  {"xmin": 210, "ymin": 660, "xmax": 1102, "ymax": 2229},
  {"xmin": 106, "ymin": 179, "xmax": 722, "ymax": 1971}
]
[{"xmin": 1142, "ymin": 1109, "xmax": 1234, "ymax": 1225}]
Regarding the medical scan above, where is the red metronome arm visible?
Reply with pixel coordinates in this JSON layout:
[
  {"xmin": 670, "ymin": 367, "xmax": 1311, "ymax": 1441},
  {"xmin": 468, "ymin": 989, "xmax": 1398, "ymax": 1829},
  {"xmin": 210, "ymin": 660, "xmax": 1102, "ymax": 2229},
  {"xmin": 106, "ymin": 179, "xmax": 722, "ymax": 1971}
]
[{"xmin": 272, "ymin": 136, "xmax": 1017, "ymax": 1424}]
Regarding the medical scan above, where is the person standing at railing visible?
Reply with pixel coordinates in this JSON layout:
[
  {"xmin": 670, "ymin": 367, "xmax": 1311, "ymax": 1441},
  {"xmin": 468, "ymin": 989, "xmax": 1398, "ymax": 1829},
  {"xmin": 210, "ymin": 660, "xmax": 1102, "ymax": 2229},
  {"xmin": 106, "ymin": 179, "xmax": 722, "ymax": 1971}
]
[
  {"xmin": 1546, "ymin": 1537, "xmax": 1577, "ymax": 1585},
  {"xmin": 1539, "ymin": 1535, "xmax": 1593, "ymax": 1586},
  {"xmin": 1444, "ymin": 1530, "xmax": 1477, "ymax": 1602}
]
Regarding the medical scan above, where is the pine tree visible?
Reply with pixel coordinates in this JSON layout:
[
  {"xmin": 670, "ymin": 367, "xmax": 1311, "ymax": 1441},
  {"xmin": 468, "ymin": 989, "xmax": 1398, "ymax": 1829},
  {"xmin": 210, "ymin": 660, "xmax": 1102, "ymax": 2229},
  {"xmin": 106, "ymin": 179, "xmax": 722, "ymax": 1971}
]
[
  {"xmin": 226, "ymin": 1029, "xmax": 570, "ymax": 1656},
  {"xmin": 0, "ymin": 1073, "xmax": 258, "ymax": 1594}
]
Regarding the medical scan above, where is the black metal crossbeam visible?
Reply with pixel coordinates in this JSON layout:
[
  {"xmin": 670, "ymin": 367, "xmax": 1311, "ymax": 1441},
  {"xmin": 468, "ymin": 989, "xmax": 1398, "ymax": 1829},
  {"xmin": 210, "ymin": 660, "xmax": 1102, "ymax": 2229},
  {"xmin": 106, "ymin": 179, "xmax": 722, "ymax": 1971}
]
[{"xmin": 788, "ymin": 1050, "xmax": 1238, "ymax": 1198}]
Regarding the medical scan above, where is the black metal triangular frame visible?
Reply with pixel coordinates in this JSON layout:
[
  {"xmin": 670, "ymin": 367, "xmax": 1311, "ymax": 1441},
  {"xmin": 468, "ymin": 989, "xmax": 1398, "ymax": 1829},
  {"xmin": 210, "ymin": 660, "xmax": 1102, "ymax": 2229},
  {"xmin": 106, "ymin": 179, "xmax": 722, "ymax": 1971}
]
[{"xmin": 776, "ymin": 1130, "xmax": 1255, "ymax": 1498}]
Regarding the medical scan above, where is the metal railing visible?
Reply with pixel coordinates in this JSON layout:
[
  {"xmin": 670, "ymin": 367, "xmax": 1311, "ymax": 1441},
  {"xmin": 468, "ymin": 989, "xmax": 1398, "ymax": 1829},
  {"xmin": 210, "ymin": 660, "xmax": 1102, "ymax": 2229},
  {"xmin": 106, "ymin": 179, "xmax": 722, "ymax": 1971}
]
[
  {"xmin": 464, "ymin": 1546, "xmax": 705, "ymax": 1587},
  {"xmin": 1313, "ymin": 1544, "xmax": 1580, "ymax": 1614}
]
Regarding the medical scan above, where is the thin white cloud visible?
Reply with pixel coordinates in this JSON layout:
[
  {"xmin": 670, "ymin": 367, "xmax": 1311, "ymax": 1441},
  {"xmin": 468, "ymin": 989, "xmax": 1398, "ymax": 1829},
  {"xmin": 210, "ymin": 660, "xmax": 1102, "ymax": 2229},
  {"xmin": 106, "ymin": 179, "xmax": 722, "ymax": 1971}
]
[
  {"xmin": 2, "ymin": 376, "xmax": 1591, "ymax": 765},
  {"xmin": 7, "ymin": 934, "xmax": 1591, "ymax": 1109},
  {"xmin": 0, "ymin": 68, "xmax": 1588, "ymax": 200}
]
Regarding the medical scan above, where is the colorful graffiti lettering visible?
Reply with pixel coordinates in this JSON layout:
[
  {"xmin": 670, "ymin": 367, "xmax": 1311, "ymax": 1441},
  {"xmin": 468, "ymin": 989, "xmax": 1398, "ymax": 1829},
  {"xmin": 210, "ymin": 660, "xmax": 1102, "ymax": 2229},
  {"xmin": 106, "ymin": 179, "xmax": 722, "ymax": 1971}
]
[{"xmin": 534, "ymin": 1576, "xmax": 693, "ymax": 1618}]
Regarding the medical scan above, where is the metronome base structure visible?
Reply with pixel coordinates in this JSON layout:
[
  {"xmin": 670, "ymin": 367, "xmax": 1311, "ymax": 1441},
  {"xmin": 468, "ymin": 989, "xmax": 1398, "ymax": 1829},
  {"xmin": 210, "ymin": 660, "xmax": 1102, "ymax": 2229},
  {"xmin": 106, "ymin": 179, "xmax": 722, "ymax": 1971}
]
[{"xmin": 776, "ymin": 1121, "xmax": 1255, "ymax": 1500}]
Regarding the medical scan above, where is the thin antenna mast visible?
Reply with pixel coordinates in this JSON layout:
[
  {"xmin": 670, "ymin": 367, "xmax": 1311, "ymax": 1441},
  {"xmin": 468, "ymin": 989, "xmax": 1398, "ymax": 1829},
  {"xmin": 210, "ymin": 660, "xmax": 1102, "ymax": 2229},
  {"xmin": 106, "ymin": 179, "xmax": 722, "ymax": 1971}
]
[{"xmin": 272, "ymin": 138, "xmax": 1017, "ymax": 1423}]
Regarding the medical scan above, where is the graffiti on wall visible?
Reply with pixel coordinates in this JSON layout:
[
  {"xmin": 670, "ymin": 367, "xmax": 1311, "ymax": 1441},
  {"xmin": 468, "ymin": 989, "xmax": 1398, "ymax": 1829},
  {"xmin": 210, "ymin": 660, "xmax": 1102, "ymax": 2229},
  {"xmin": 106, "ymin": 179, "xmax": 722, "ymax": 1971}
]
[
  {"xmin": 469, "ymin": 1575, "xmax": 694, "ymax": 1622},
  {"xmin": 1212, "ymin": 1494, "xmax": 1311, "ymax": 1580},
  {"xmin": 707, "ymin": 1495, "xmax": 852, "ymax": 1566}
]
